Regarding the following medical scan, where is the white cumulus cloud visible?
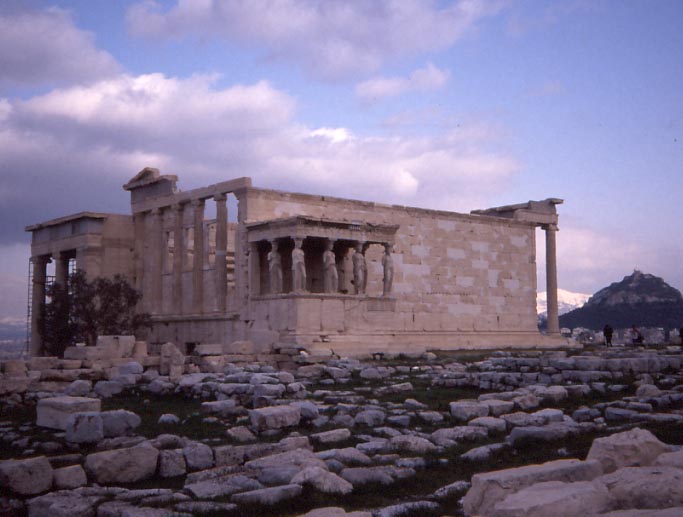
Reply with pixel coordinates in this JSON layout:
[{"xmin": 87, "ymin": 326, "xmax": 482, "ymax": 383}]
[
  {"xmin": 356, "ymin": 62, "xmax": 450, "ymax": 101},
  {"xmin": 126, "ymin": 0, "xmax": 504, "ymax": 80},
  {"xmin": 0, "ymin": 7, "xmax": 120, "ymax": 89},
  {"xmin": 1, "ymin": 72, "xmax": 519, "ymax": 245}
]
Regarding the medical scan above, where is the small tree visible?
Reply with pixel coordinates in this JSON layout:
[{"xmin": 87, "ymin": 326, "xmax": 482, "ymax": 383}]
[{"xmin": 40, "ymin": 271, "xmax": 150, "ymax": 355}]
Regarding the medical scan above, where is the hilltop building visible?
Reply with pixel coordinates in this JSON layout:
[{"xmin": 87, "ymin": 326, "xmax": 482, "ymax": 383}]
[{"xmin": 26, "ymin": 168, "xmax": 565, "ymax": 356}]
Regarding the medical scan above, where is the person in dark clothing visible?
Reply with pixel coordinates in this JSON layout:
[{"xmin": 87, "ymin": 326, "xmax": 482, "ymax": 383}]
[
  {"xmin": 603, "ymin": 324, "xmax": 613, "ymax": 347},
  {"xmin": 631, "ymin": 324, "xmax": 644, "ymax": 345}
]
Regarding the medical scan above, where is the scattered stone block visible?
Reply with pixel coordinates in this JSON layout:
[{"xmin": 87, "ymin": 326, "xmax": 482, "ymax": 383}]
[
  {"xmin": 52, "ymin": 465, "xmax": 87, "ymax": 489},
  {"xmin": 36, "ymin": 396, "xmax": 101, "ymax": 430},
  {"xmin": 598, "ymin": 466, "xmax": 683, "ymax": 510},
  {"xmin": 249, "ymin": 405, "xmax": 301, "ymax": 431},
  {"xmin": 65, "ymin": 412, "xmax": 104, "ymax": 443},
  {"xmin": 450, "ymin": 400, "xmax": 489, "ymax": 421},
  {"xmin": 0, "ymin": 456, "xmax": 53, "ymax": 495},
  {"xmin": 230, "ymin": 483, "xmax": 302, "ymax": 505},
  {"xmin": 490, "ymin": 480, "xmax": 610, "ymax": 517},
  {"xmin": 311, "ymin": 429, "xmax": 351, "ymax": 444},
  {"xmin": 158, "ymin": 449, "xmax": 186, "ymax": 478},
  {"xmin": 101, "ymin": 409, "xmax": 141, "ymax": 437},
  {"xmin": 27, "ymin": 493, "xmax": 104, "ymax": 517},
  {"xmin": 84, "ymin": 444, "xmax": 159, "ymax": 484},
  {"xmin": 183, "ymin": 442, "xmax": 214, "ymax": 470},
  {"xmin": 586, "ymin": 427, "xmax": 668, "ymax": 473},
  {"xmin": 462, "ymin": 459, "xmax": 603, "ymax": 516}
]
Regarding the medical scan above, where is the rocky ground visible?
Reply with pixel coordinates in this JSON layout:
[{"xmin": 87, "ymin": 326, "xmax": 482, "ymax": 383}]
[{"xmin": 2, "ymin": 344, "xmax": 683, "ymax": 516}]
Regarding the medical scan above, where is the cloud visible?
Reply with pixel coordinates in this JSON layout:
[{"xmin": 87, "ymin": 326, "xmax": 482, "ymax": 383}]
[
  {"xmin": 355, "ymin": 62, "xmax": 449, "ymax": 101},
  {"xmin": 1, "ymin": 73, "xmax": 519, "ymax": 246},
  {"xmin": 0, "ymin": 7, "xmax": 120, "ymax": 89},
  {"xmin": 127, "ymin": 0, "xmax": 504, "ymax": 80}
]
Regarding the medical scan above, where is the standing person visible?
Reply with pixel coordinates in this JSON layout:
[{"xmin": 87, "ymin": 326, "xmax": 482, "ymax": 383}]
[
  {"xmin": 603, "ymin": 324, "xmax": 613, "ymax": 347},
  {"xmin": 631, "ymin": 324, "xmax": 644, "ymax": 346}
]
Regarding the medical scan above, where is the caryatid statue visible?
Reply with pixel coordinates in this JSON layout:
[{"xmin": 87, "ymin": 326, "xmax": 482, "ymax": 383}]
[
  {"xmin": 352, "ymin": 242, "xmax": 366, "ymax": 294},
  {"xmin": 268, "ymin": 239, "xmax": 283, "ymax": 294},
  {"xmin": 323, "ymin": 239, "xmax": 338, "ymax": 293},
  {"xmin": 291, "ymin": 237, "xmax": 306, "ymax": 292},
  {"xmin": 382, "ymin": 243, "xmax": 394, "ymax": 296}
]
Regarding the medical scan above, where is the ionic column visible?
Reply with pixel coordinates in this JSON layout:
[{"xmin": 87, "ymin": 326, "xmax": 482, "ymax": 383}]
[
  {"xmin": 172, "ymin": 204, "xmax": 184, "ymax": 314},
  {"xmin": 544, "ymin": 223, "xmax": 560, "ymax": 335},
  {"xmin": 214, "ymin": 193, "xmax": 228, "ymax": 312},
  {"xmin": 192, "ymin": 199, "xmax": 205, "ymax": 313},
  {"xmin": 133, "ymin": 213, "xmax": 145, "ymax": 294},
  {"xmin": 151, "ymin": 208, "xmax": 164, "ymax": 315},
  {"xmin": 54, "ymin": 252, "xmax": 70, "ymax": 286},
  {"xmin": 30, "ymin": 255, "xmax": 50, "ymax": 356}
]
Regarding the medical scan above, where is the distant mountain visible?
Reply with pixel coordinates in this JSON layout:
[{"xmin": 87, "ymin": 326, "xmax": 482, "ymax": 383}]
[
  {"xmin": 0, "ymin": 318, "xmax": 25, "ymax": 341},
  {"xmin": 560, "ymin": 270, "xmax": 683, "ymax": 330},
  {"xmin": 537, "ymin": 289, "xmax": 591, "ymax": 316}
]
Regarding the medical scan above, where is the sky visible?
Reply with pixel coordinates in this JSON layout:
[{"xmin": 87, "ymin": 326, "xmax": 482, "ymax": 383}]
[{"xmin": 1, "ymin": 0, "xmax": 682, "ymax": 325}]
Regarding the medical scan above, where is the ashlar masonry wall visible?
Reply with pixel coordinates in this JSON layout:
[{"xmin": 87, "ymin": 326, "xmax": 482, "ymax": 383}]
[{"xmin": 240, "ymin": 187, "xmax": 543, "ymax": 352}]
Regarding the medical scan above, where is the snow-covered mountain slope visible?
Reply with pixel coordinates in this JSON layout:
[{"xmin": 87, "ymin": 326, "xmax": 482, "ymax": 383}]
[{"xmin": 537, "ymin": 289, "xmax": 591, "ymax": 316}]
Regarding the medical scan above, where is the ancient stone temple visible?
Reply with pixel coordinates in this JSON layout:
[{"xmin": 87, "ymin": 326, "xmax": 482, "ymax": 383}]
[{"xmin": 26, "ymin": 168, "xmax": 565, "ymax": 356}]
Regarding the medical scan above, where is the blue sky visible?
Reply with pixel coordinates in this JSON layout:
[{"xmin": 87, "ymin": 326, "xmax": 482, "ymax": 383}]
[{"xmin": 1, "ymin": 0, "xmax": 682, "ymax": 324}]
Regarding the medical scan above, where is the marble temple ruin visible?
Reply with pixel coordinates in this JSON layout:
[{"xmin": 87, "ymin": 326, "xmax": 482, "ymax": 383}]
[{"xmin": 26, "ymin": 168, "xmax": 565, "ymax": 357}]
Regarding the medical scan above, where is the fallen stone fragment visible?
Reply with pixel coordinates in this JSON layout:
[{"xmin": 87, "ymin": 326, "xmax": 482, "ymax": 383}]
[
  {"xmin": 376, "ymin": 501, "xmax": 440, "ymax": 517},
  {"xmin": 182, "ymin": 441, "xmax": 214, "ymax": 471},
  {"xmin": 433, "ymin": 480, "xmax": 470, "ymax": 499},
  {"xmin": 101, "ymin": 409, "xmax": 141, "ymax": 437},
  {"xmin": 184, "ymin": 474, "xmax": 263, "ymax": 499},
  {"xmin": 249, "ymin": 405, "xmax": 301, "ymax": 431},
  {"xmin": 174, "ymin": 502, "xmax": 238, "ymax": 514},
  {"xmin": 53, "ymin": 464, "xmax": 87, "ymax": 489},
  {"xmin": 291, "ymin": 466, "xmax": 353, "ymax": 495},
  {"xmin": 311, "ymin": 428, "xmax": 351, "ymax": 444},
  {"xmin": 27, "ymin": 492, "xmax": 104, "ymax": 517},
  {"xmin": 159, "ymin": 449, "xmax": 187, "ymax": 478},
  {"xmin": 461, "ymin": 443, "xmax": 507, "ymax": 462},
  {"xmin": 490, "ymin": 480, "xmax": 610, "ymax": 517},
  {"xmin": 317, "ymin": 447, "xmax": 371, "ymax": 466},
  {"xmin": 450, "ymin": 400, "xmax": 488, "ymax": 421},
  {"xmin": 296, "ymin": 508, "xmax": 372, "ymax": 517},
  {"xmin": 597, "ymin": 466, "xmax": 683, "ymax": 510},
  {"xmin": 388, "ymin": 434, "xmax": 437, "ymax": 454},
  {"xmin": 231, "ymin": 483, "xmax": 302, "ymax": 505},
  {"xmin": 0, "ymin": 456, "xmax": 53, "ymax": 495},
  {"xmin": 84, "ymin": 443, "xmax": 159, "ymax": 484},
  {"xmin": 65, "ymin": 412, "xmax": 104, "ymax": 443},
  {"xmin": 462, "ymin": 458, "xmax": 603, "ymax": 516},
  {"xmin": 586, "ymin": 427, "xmax": 668, "ymax": 473},
  {"xmin": 353, "ymin": 409, "xmax": 385, "ymax": 426},
  {"xmin": 36, "ymin": 396, "xmax": 101, "ymax": 430}
]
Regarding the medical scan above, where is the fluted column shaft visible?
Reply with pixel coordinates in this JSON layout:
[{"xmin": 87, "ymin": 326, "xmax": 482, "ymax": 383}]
[
  {"xmin": 30, "ymin": 255, "xmax": 50, "ymax": 356},
  {"xmin": 545, "ymin": 223, "xmax": 560, "ymax": 335},
  {"xmin": 192, "ymin": 199, "xmax": 205, "ymax": 314},
  {"xmin": 173, "ymin": 204, "xmax": 184, "ymax": 314},
  {"xmin": 214, "ymin": 193, "xmax": 228, "ymax": 312},
  {"xmin": 151, "ymin": 208, "xmax": 164, "ymax": 315}
]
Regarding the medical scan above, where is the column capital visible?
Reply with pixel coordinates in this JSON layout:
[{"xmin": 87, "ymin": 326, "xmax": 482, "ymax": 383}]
[
  {"xmin": 172, "ymin": 202, "xmax": 184, "ymax": 212},
  {"xmin": 214, "ymin": 192, "xmax": 227, "ymax": 202},
  {"xmin": 543, "ymin": 223, "xmax": 559, "ymax": 232},
  {"xmin": 150, "ymin": 207, "xmax": 163, "ymax": 216},
  {"xmin": 191, "ymin": 198, "xmax": 205, "ymax": 209}
]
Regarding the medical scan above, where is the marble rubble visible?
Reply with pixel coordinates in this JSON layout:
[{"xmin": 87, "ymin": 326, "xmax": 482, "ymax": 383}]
[{"xmin": 1, "ymin": 339, "xmax": 683, "ymax": 515}]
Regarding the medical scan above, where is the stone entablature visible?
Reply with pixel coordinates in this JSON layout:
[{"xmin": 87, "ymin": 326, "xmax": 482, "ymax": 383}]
[{"xmin": 26, "ymin": 168, "xmax": 567, "ymax": 356}]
